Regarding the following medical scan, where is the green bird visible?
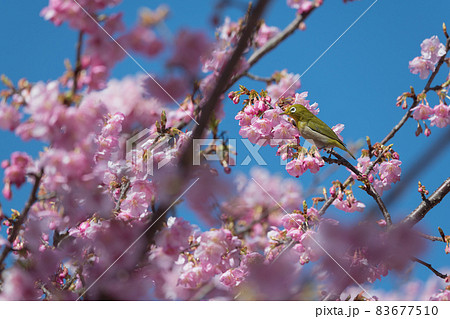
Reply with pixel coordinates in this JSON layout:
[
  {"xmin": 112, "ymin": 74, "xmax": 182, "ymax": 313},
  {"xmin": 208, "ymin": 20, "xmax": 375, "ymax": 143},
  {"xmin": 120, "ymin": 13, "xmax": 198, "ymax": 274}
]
[{"xmin": 280, "ymin": 104, "xmax": 356, "ymax": 160}]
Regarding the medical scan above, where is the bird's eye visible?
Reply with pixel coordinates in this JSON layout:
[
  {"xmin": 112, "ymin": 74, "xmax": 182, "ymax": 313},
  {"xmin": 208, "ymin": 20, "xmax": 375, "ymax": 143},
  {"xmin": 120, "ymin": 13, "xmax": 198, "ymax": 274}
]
[{"xmin": 289, "ymin": 107, "xmax": 296, "ymax": 113}]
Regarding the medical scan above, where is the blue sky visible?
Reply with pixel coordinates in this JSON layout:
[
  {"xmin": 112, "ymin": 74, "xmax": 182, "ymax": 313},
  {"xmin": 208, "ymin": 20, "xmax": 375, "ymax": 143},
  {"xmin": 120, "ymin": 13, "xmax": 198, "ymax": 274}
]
[{"xmin": 1, "ymin": 0, "xmax": 450, "ymax": 297}]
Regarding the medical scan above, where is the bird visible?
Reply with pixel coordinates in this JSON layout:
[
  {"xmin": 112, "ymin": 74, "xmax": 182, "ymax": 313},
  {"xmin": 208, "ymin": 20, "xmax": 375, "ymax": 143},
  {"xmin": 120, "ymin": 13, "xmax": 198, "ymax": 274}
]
[{"xmin": 280, "ymin": 104, "xmax": 356, "ymax": 160}]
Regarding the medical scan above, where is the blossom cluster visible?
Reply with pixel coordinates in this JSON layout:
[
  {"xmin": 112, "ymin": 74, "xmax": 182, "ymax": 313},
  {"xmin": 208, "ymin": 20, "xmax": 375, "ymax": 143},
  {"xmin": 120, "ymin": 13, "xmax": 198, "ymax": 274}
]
[
  {"xmin": 0, "ymin": 0, "xmax": 448, "ymax": 302},
  {"xmin": 351, "ymin": 151, "xmax": 402, "ymax": 197},
  {"xmin": 231, "ymin": 84, "xmax": 342, "ymax": 178},
  {"xmin": 411, "ymin": 101, "xmax": 450, "ymax": 132},
  {"xmin": 409, "ymin": 36, "xmax": 447, "ymax": 79}
]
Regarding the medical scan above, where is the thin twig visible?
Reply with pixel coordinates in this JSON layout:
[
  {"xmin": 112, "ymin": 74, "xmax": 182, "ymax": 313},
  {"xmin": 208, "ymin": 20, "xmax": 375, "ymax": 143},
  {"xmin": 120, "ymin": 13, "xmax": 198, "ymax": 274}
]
[
  {"xmin": 244, "ymin": 72, "xmax": 273, "ymax": 82},
  {"xmin": 322, "ymin": 150, "xmax": 392, "ymax": 225},
  {"xmin": 380, "ymin": 37, "xmax": 450, "ymax": 146},
  {"xmin": 401, "ymin": 177, "xmax": 450, "ymax": 227},
  {"xmin": 0, "ymin": 169, "xmax": 43, "ymax": 277},
  {"xmin": 411, "ymin": 256, "xmax": 448, "ymax": 279},
  {"xmin": 247, "ymin": 11, "xmax": 315, "ymax": 67},
  {"xmin": 416, "ymin": 232, "xmax": 445, "ymax": 242},
  {"xmin": 318, "ymin": 37, "xmax": 450, "ymax": 218}
]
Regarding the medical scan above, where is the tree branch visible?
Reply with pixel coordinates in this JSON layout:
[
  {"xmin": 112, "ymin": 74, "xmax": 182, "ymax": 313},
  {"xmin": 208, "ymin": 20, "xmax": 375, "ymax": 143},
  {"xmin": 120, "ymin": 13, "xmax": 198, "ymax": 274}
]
[
  {"xmin": 0, "ymin": 169, "xmax": 43, "ymax": 277},
  {"xmin": 411, "ymin": 256, "xmax": 448, "ymax": 280},
  {"xmin": 318, "ymin": 37, "xmax": 450, "ymax": 218},
  {"xmin": 416, "ymin": 231, "xmax": 445, "ymax": 242},
  {"xmin": 146, "ymin": 0, "xmax": 272, "ymax": 245},
  {"xmin": 380, "ymin": 37, "xmax": 450, "ymax": 145},
  {"xmin": 401, "ymin": 177, "xmax": 450, "ymax": 227},
  {"xmin": 247, "ymin": 10, "xmax": 315, "ymax": 67},
  {"xmin": 69, "ymin": 31, "xmax": 84, "ymax": 103},
  {"xmin": 322, "ymin": 150, "xmax": 392, "ymax": 225},
  {"xmin": 244, "ymin": 72, "xmax": 273, "ymax": 83}
]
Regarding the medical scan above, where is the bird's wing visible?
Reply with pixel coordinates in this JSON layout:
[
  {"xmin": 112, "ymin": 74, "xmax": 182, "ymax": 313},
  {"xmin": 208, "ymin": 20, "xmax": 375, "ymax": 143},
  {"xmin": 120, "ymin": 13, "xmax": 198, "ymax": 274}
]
[{"xmin": 307, "ymin": 116, "xmax": 346, "ymax": 147}]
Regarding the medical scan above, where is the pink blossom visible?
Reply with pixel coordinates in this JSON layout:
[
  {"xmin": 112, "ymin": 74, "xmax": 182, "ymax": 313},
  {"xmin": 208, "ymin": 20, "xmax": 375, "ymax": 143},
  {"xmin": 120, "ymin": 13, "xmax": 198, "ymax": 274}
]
[
  {"xmin": 156, "ymin": 217, "xmax": 195, "ymax": 255},
  {"xmin": 0, "ymin": 267, "xmax": 39, "ymax": 300},
  {"xmin": 178, "ymin": 263, "xmax": 204, "ymax": 288},
  {"xmin": 202, "ymin": 48, "xmax": 249, "ymax": 76},
  {"xmin": 84, "ymin": 76, "xmax": 162, "ymax": 129},
  {"xmin": 281, "ymin": 213, "xmax": 305, "ymax": 230},
  {"xmin": 303, "ymin": 155, "xmax": 324, "ymax": 173},
  {"xmin": 353, "ymin": 156, "xmax": 372, "ymax": 177},
  {"xmin": 119, "ymin": 26, "xmax": 163, "ymax": 57},
  {"xmin": 168, "ymin": 30, "xmax": 211, "ymax": 75},
  {"xmin": 255, "ymin": 23, "xmax": 280, "ymax": 48},
  {"xmin": 219, "ymin": 268, "xmax": 245, "ymax": 288},
  {"xmin": 217, "ymin": 17, "xmax": 240, "ymax": 46},
  {"xmin": 0, "ymin": 102, "xmax": 22, "ymax": 131},
  {"xmin": 411, "ymin": 103, "xmax": 434, "ymax": 120},
  {"xmin": 2, "ymin": 152, "xmax": 32, "ymax": 195},
  {"xmin": 267, "ymin": 70, "xmax": 300, "ymax": 101},
  {"xmin": 118, "ymin": 186, "xmax": 150, "ymax": 220},
  {"xmin": 378, "ymin": 159, "xmax": 402, "ymax": 185},
  {"xmin": 239, "ymin": 125, "xmax": 263, "ymax": 144},
  {"xmin": 287, "ymin": 0, "xmax": 316, "ymax": 14},
  {"xmin": 429, "ymin": 103, "xmax": 450, "ymax": 128},
  {"xmin": 429, "ymin": 288, "xmax": 450, "ymax": 301},
  {"xmin": 333, "ymin": 196, "xmax": 366, "ymax": 213},
  {"xmin": 409, "ymin": 56, "xmax": 434, "ymax": 79},
  {"xmin": 421, "ymin": 36, "xmax": 446, "ymax": 64},
  {"xmin": 252, "ymin": 118, "xmax": 273, "ymax": 136},
  {"xmin": 144, "ymin": 75, "xmax": 189, "ymax": 104},
  {"xmin": 235, "ymin": 111, "xmax": 252, "ymax": 126},
  {"xmin": 263, "ymin": 107, "xmax": 285, "ymax": 126},
  {"xmin": 286, "ymin": 157, "xmax": 306, "ymax": 177},
  {"xmin": 68, "ymin": 220, "xmax": 102, "ymax": 239},
  {"xmin": 332, "ymin": 124, "xmax": 345, "ymax": 142},
  {"xmin": 95, "ymin": 112, "xmax": 125, "ymax": 162},
  {"xmin": 272, "ymin": 121, "xmax": 298, "ymax": 140},
  {"xmin": 193, "ymin": 229, "xmax": 241, "ymax": 271},
  {"xmin": 293, "ymin": 92, "xmax": 319, "ymax": 115},
  {"xmin": 40, "ymin": 0, "xmax": 115, "ymax": 33}
]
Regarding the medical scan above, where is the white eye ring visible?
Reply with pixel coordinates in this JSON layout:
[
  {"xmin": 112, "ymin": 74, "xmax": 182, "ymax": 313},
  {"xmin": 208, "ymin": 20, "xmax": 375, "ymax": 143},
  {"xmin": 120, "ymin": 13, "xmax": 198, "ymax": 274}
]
[{"xmin": 289, "ymin": 106, "xmax": 296, "ymax": 113}]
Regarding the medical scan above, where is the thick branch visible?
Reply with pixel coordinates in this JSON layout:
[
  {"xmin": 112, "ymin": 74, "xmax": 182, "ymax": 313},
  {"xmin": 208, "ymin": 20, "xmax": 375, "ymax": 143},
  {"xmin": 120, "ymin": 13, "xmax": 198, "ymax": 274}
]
[
  {"xmin": 180, "ymin": 0, "xmax": 271, "ymax": 168},
  {"xmin": 147, "ymin": 0, "xmax": 272, "ymax": 244},
  {"xmin": 401, "ymin": 177, "xmax": 450, "ymax": 227},
  {"xmin": 70, "ymin": 31, "xmax": 84, "ymax": 102}
]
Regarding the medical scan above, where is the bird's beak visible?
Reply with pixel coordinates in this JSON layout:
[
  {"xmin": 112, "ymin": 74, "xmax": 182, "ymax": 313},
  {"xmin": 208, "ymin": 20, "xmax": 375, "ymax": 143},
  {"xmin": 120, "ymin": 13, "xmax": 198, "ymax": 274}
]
[{"xmin": 280, "ymin": 111, "xmax": 287, "ymax": 115}]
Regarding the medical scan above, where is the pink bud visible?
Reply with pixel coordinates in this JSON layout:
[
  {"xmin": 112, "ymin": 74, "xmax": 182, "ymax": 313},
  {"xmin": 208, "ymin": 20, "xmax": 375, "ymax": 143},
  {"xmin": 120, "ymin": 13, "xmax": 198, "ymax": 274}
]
[
  {"xmin": 244, "ymin": 104, "xmax": 256, "ymax": 115},
  {"xmin": 1, "ymin": 160, "xmax": 9, "ymax": 169},
  {"xmin": 2, "ymin": 182, "xmax": 12, "ymax": 200},
  {"xmin": 329, "ymin": 187, "xmax": 336, "ymax": 197},
  {"xmin": 424, "ymin": 127, "xmax": 431, "ymax": 137}
]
